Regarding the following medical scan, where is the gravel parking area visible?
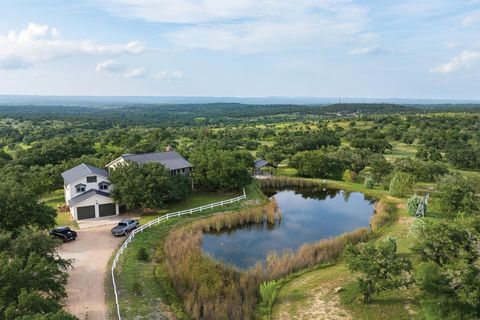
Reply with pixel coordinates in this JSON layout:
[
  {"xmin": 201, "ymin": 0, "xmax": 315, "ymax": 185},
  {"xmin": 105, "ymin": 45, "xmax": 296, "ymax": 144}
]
[{"xmin": 59, "ymin": 225, "xmax": 123, "ymax": 320}]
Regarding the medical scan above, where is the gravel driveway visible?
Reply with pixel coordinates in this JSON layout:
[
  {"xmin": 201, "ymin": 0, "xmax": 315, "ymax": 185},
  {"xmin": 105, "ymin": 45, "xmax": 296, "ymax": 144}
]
[{"xmin": 59, "ymin": 225, "xmax": 123, "ymax": 320}]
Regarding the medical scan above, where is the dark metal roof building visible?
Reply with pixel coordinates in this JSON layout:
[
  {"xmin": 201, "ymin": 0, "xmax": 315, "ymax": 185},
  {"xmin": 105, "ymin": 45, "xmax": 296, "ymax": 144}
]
[
  {"xmin": 120, "ymin": 151, "xmax": 193, "ymax": 170},
  {"xmin": 67, "ymin": 189, "xmax": 111, "ymax": 206}
]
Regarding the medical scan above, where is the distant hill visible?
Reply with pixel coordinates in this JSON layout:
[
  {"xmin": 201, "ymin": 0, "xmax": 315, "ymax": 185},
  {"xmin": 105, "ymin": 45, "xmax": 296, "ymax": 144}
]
[{"xmin": 0, "ymin": 95, "xmax": 479, "ymax": 107}]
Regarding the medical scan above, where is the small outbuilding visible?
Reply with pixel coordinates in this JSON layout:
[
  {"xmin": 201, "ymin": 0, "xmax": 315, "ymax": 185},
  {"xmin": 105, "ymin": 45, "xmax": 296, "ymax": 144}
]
[{"xmin": 253, "ymin": 159, "xmax": 277, "ymax": 178}]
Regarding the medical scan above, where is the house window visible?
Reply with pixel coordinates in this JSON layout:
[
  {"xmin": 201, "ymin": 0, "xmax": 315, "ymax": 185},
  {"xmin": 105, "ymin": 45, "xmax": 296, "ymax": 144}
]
[
  {"xmin": 75, "ymin": 184, "xmax": 86, "ymax": 193},
  {"xmin": 98, "ymin": 182, "xmax": 110, "ymax": 191},
  {"xmin": 86, "ymin": 176, "xmax": 97, "ymax": 183}
]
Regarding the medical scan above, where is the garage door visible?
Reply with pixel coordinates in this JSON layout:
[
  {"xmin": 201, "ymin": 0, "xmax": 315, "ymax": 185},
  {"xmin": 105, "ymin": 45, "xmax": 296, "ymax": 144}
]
[
  {"xmin": 99, "ymin": 203, "xmax": 116, "ymax": 217},
  {"xmin": 77, "ymin": 205, "xmax": 95, "ymax": 220}
]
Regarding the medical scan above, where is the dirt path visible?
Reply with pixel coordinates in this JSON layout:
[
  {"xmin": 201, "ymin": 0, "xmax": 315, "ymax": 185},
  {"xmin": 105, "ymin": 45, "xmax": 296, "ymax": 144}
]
[
  {"xmin": 273, "ymin": 265, "xmax": 352, "ymax": 320},
  {"xmin": 59, "ymin": 226, "xmax": 123, "ymax": 320}
]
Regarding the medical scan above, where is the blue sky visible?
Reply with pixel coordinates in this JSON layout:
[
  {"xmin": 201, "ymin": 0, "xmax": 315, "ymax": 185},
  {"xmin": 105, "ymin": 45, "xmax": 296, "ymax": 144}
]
[{"xmin": 0, "ymin": 0, "xmax": 479, "ymax": 99}]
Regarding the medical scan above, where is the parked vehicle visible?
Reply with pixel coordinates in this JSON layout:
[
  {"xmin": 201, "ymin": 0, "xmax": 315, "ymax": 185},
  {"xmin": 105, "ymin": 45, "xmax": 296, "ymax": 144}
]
[
  {"xmin": 49, "ymin": 226, "xmax": 77, "ymax": 242},
  {"xmin": 111, "ymin": 219, "xmax": 139, "ymax": 236}
]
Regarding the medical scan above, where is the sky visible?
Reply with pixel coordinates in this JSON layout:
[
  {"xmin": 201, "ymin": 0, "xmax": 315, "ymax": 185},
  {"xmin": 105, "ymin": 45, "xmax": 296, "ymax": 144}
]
[{"xmin": 0, "ymin": 0, "xmax": 480, "ymax": 99}]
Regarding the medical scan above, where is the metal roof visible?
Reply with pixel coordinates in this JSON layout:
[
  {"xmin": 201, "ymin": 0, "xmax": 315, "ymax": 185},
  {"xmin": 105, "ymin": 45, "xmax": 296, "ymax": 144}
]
[
  {"xmin": 61, "ymin": 163, "xmax": 109, "ymax": 185},
  {"xmin": 121, "ymin": 151, "xmax": 193, "ymax": 171},
  {"xmin": 254, "ymin": 159, "xmax": 277, "ymax": 169},
  {"xmin": 68, "ymin": 189, "xmax": 112, "ymax": 206}
]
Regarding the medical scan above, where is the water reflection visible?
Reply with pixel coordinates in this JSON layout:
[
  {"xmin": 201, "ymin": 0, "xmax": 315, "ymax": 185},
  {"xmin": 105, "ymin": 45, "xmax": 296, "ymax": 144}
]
[{"xmin": 202, "ymin": 187, "xmax": 375, "ymax": 269}]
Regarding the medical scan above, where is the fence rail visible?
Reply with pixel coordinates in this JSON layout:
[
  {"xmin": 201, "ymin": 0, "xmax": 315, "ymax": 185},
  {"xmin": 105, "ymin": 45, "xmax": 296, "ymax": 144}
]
[{"xmin": 111, "ymin": 189, "xmax": 247, "ymax": 320}]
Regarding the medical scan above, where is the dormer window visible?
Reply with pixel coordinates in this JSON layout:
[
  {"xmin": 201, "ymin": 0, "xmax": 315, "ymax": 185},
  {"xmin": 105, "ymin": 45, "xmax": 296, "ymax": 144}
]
[
  {"xmin": 98, "ymin": 181, "xmax": 110, "ymax": 191},
  {"xmin": 75, "ymin": 184, "xmax": 86, "ymax": 193},
  {"xmin": 86, "ymin": 176, "xmax": 97, "ymax": 183}
]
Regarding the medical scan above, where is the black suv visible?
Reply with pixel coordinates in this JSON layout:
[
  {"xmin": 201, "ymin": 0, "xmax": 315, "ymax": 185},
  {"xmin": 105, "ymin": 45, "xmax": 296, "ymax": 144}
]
[{"xmin": 49, "ymin": 227, "xmax": 77, "ymax": 242}]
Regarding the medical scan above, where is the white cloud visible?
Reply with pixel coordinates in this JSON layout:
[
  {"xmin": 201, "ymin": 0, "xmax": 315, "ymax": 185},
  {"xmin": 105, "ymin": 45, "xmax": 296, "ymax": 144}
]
[
  {"xmin": 153, "ymin": 70, "xmax": 184, "ymax": 80},
  {"xmin": 430, "ymin": 50, "xmax": 480, "ymax": 74},
  {"xmin": 95, "ymin": 60, "xmax": 126, "ymax": 73},
  {"xmin": 0, "ymin": 22, "xmax": 148, "ymax": 69},
  {"xmin": 124, "ymin": 67, "xmax": 148, "ymax": 78},
  {"xmin": 95, "ymin": 0, "xmax": 369, "ymax": 53},
  {"xmin": 95, "ymin": 60, "xmax": 183, "ymax": 80},
  {"xmin": 349, "ymin": 45, "xmax": 380, "ymax": 55},
  {"xmin": 462, "ymin": 11, "xmax": 480, "ymax": 26}
]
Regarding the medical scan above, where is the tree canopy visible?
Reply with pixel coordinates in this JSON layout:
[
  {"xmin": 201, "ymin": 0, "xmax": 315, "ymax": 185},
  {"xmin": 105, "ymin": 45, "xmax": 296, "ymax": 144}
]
[
  {"xmin": 345, "ymin": 238, "xmax": 412, "ymax": 303},
  {"xmin": 110, "ymin": 162, "xmax": 192, "ymax": 209},
  {"xmin": 189, "ymin": 146, "xmax": 253, "ymax": 190}
]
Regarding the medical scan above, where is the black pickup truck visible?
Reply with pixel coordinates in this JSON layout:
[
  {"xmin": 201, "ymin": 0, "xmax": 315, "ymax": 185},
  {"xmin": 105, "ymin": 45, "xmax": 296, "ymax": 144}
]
[{"xmin": 49, "ymin": 226, "xmax": 77, "ymax": 242}]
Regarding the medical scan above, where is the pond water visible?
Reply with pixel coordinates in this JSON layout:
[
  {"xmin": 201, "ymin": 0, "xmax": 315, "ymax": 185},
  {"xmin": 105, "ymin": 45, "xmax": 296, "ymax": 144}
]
[{"xmin": 202, "ymin": 187, "xmax": 375, "ymax": 269}]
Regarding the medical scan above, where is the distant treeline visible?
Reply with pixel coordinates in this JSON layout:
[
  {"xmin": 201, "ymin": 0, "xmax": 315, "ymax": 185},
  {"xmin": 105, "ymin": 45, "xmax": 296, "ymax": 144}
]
[
  {"xmin": 0, "ymin": 102, "xmax": 479, "ymax": 126},
  {"xmin": 0, "ymin": 103, "xmax": 421, "ymax": 126}
]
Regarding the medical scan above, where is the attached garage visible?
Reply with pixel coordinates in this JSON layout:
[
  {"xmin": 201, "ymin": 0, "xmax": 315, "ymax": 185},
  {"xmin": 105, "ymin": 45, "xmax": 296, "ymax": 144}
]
[
  {"xmin": 99, "ymin": 203, "xmax": 116, "ymax": 217},
  {"xmin": 77, "ymin": 205, "xmax": 96, "ymax": 220},
  {"xmin": 68, "ymin": 189, "xmax": 118, "ymax": 220}
]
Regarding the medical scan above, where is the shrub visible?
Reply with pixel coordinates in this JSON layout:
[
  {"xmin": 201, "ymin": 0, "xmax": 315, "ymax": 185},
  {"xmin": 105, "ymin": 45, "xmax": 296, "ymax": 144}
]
[
  {"xmin": 389, "ymin": 171, "xmax": 415, "ymax": 197},
  {"xmin": 345, "ymin": 238, "xmax": 412, "ymax": 303},
  {"xmin": 257, "ymin": 280, "xmax": 279, "ymax": 318},
  {"xmin": 407, "ymin": 195, "xmax": 424, "ymax": 216},
  {"xmin": 343, "ymin": 169, "xmax": 353, "ymax": 182},
  {"xmin": 436, "ymin": 173, "xmax": 479, "ymax": 214},
  {"xmin": 131, "ymin": 281, "xmax": 143, "ymax": 296},
  {"xmin": 137, "ymin": 247, "xmax": 149, "ymax": 262},
  {"xmin": 364, "ymin": 177, "xmax": 375, "ymax": 189}
]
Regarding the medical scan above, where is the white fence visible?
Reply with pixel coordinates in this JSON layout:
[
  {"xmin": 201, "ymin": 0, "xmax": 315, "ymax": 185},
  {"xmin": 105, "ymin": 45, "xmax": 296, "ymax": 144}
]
[{"xmin": 111, "ymin": 189, "xmax": 247, "ymax": 320}]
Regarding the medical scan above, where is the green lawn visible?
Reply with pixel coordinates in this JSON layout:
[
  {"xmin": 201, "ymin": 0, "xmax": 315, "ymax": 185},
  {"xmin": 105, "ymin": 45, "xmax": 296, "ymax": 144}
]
[
  {"xmin": 41, "ymin": 189, "xmax": 78, "ymax": 229},
  {"xmin": 138, "ymin": 183, "xmax": 264, "ymax": 224}
]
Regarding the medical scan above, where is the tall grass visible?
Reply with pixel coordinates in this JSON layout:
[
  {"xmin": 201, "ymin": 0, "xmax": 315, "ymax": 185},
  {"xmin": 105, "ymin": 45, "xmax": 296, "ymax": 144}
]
[
  {"xmin": 161, "ymin": 198, "xmax": 369, "ymax": 320},
  {"xmin": 257, "ymin": 280, "xmax": 280, "ymax": 318},
  {"xmin": 264, "ymin": 228, "xmax": 368, "ymax": 279},
  {"xmin": 370, "ymin": 200, "xmax": 397, "ymax": 230},
  {"xmin": 162, "ymin": 201, "xmax": 280, "ymax": 320},
  {"xmin": 258, "ymin": 177, "xmax": 324, "ymax": 189}
]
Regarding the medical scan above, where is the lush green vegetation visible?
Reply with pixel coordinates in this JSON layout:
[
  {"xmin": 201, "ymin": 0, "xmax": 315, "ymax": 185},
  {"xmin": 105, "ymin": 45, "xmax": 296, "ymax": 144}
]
[
  {"xmin": 0, "ymin": 181, "xmax": 75, "ymax": 319},
  {"xmin": 110, "ymin": 162, "xmax": 192, "ymax": 209},
  {"xmin": 1, "ymin": 103, "xmax": 480, "ymax": 319}
]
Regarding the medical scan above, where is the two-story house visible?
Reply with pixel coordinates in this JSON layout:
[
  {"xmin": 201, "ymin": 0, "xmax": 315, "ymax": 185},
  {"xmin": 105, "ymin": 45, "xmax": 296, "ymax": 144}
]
[{"xmin": 61, "ymin": 163, "xmax": 119, "ymax": 220}]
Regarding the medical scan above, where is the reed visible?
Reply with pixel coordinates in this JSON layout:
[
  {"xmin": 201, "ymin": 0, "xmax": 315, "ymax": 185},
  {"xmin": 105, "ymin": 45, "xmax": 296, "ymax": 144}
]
[
  {"xmin": 370, "ymin": 200, "xmax": 397, "ymax": 230},
  {"xmin": 162, "ymin": 201, "xmax": 280, "ymax": 320},
  {"xmin": 190, "ymin": 197, "xmax": 281, "ymax": 233},
  {"xmin": 264, "ymin": 228, "xmax": 368, "ymax": 279},
  {"xmin": 258, "ymin": 177, "xmax": 323, "ymax": 189},
  {"xmin": 161, "ymin": 198, "xmax": 370, "ymax": 320}
]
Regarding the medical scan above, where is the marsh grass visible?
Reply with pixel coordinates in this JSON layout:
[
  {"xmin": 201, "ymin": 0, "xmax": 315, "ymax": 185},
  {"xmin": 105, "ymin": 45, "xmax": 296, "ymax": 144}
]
[
  {"xmin": 258, "ymin": 176, "xmax": 324, "ymax": 189},
  {"xmin": 370, "ymin": 200, "xmax": 397, "ymax": 230},
  {"xmin": 162, "ymin": 199, "xmax": 369, "ymax": 320}
]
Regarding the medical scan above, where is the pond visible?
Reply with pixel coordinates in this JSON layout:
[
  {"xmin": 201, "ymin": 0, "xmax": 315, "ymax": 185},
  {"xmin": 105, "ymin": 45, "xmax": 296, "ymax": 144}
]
[{"xmin": 202, "ymin": 187, "xmax": 375, "ymax": 269}]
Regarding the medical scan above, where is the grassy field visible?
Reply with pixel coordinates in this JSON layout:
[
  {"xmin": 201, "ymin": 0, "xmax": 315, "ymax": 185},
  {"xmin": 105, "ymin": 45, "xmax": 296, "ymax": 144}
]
[
  {"xmin": 385, "ymin": 142, "xmax": 419, "ymax": 160},
  {"xmin": 106, "ymin": 183, "xmax": 266, "ymax": 319}
]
